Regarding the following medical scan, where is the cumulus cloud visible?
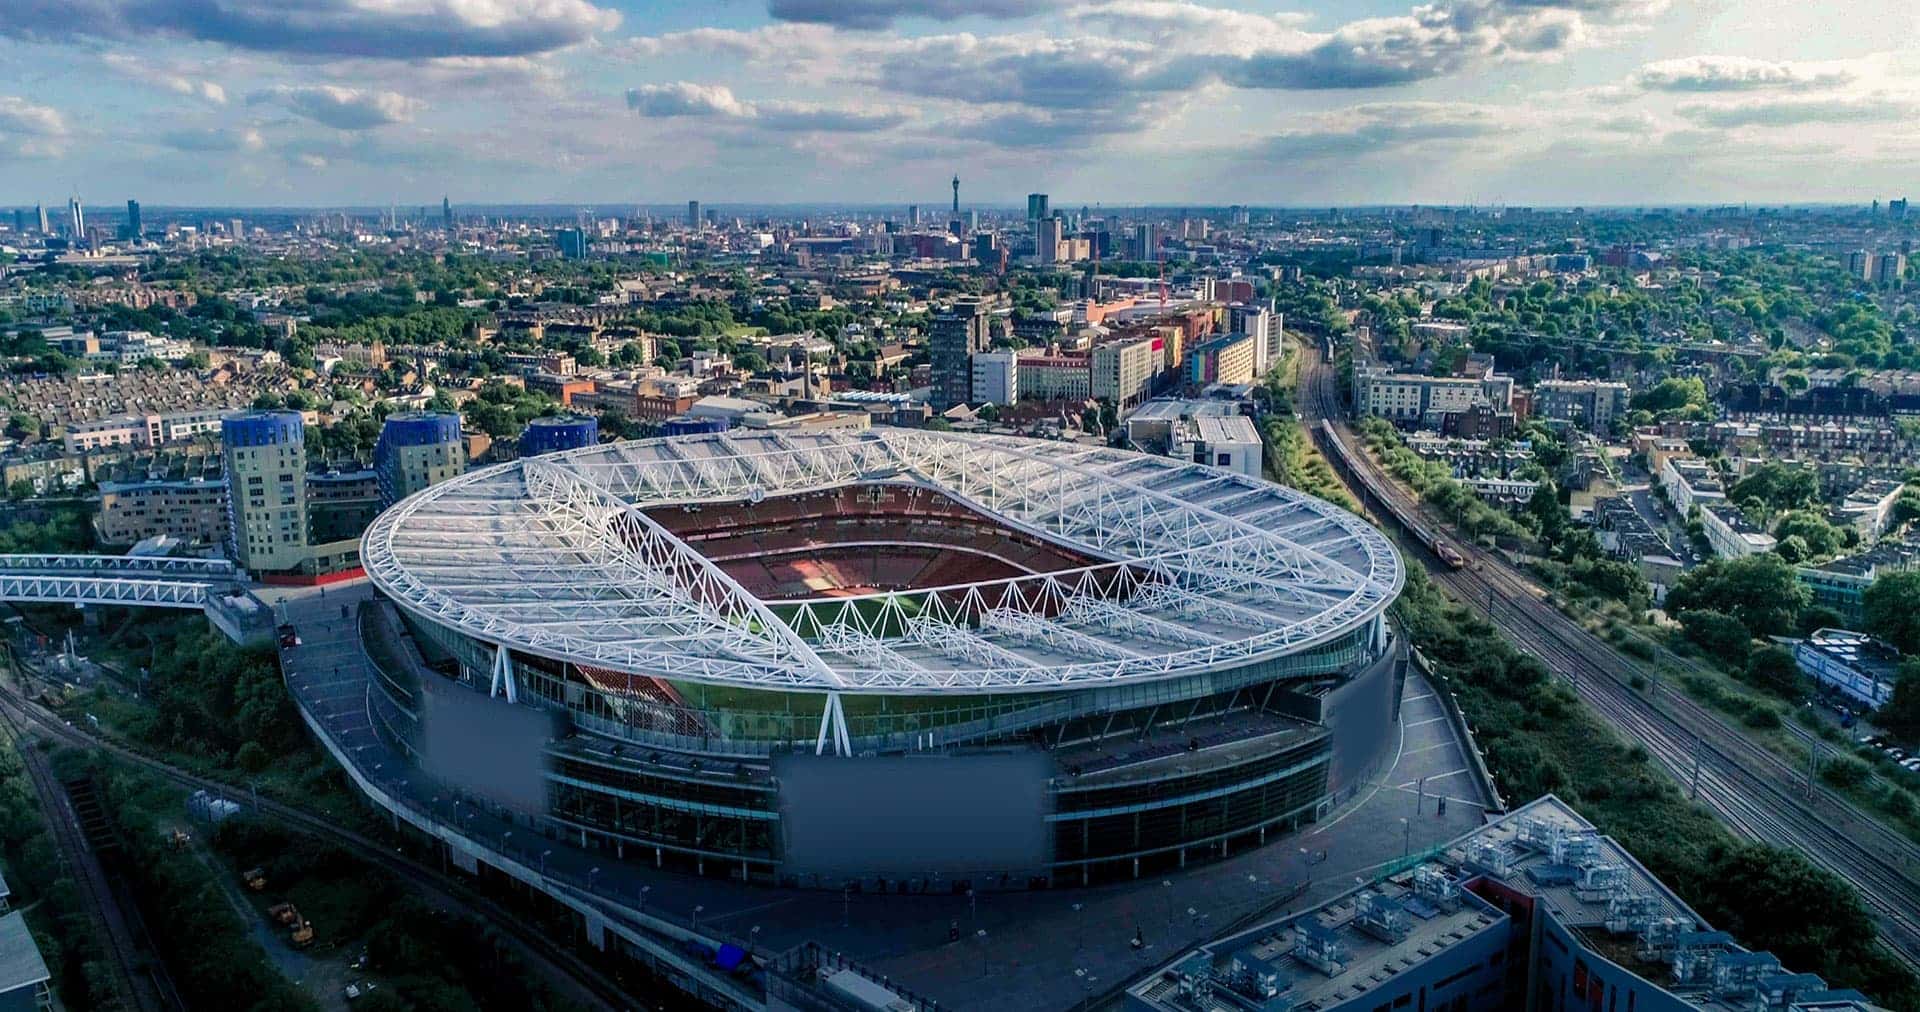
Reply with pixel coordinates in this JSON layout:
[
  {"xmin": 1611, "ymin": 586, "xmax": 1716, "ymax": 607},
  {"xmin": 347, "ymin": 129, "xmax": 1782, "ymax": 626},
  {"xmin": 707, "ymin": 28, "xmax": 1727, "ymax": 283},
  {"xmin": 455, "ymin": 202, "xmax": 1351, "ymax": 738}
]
[
  {"xmin": 626, "ymin": 83, "xmax": 909, "ymax": 132},
  {"xmin": 1222, "ymin": 0, "xmax": 1667, "ymax": 91},
  {"xmin": 249, "ymin": 85, "xmax": 423, "ymax": 130},
  {"xmin": 158, "ymin": 126, "xmax": 265, "ymax": 152},
  {"xmin": 1676, "ymin": 93, "xmax": 1920, "ymax": 128},
  {"xmin": 625, "ymin": 82, "xmax": 754, "ymax": 118},
  {"xmin": 1635, "ymin": 55, "xmax": 1858, "ymax": 93},
  {"xmin": 1254, "ymin": 102, "xmax": 1509, "ymax": 160},
  {"xmin": 2, "ymin": 0, "xmax": 619, "ymax": 59},
  {"xmin": 767, "ymin": 0, "xmax": 1061, "ymax": 29},
  {"xmin": 102, "ymin": 53, "xmax": 227, "ymax": 104},
  {"xmin": 0, "ymin": 96, "xmax": 70, "ymax": 159}
]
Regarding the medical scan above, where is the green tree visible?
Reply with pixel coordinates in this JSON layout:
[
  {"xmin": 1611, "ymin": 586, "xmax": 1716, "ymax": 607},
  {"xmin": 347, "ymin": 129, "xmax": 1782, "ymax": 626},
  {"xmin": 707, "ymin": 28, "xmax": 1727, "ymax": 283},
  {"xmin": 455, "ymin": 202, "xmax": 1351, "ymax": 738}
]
[
  {"xmin": 1744, "ymin": 644, "xmax": 1804, "ymax": 697},
  {"xmin": 1728, "ymin": 462, "xmax": 1818, "ymax": 513},
  {"xmin": 1879, "ymin": 660, "xmax": 1920, "ymax": 743},
  {"xmin": 1863, "ymin": 570, "xmax": 1920, "ymax": 654},
  {"xmin": 1679, "ymin": 609, "xmax": 1753, "ymax": 665},
  {"xmin": 1665, "ymin": 554, "xmax": 1810, "ymax": 638}
]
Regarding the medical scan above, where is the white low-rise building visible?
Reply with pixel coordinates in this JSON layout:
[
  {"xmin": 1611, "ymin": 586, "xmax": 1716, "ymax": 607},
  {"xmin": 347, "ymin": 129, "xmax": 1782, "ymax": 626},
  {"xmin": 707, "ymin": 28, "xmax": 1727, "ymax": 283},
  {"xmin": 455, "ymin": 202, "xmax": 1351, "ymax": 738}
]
[{"xmin": 1701, "ymin": 502, "xmax": 1776, "ymax": 558}]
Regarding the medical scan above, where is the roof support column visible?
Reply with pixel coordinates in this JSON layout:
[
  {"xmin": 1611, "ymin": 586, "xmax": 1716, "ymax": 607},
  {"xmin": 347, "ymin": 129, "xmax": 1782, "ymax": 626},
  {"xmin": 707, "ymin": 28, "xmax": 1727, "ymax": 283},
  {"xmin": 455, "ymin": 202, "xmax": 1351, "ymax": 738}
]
[{"xmin": 489, "ymin": 642, "xmax": 518, "ymax": 704}]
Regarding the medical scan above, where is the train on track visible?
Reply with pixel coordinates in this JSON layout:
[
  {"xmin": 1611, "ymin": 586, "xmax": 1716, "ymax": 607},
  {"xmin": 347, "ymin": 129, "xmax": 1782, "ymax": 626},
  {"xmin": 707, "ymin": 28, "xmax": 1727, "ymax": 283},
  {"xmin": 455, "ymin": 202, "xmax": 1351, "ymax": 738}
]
[{"xmin": 1313, "ymin": 420, "xmax": 1468, "ymax": 570}]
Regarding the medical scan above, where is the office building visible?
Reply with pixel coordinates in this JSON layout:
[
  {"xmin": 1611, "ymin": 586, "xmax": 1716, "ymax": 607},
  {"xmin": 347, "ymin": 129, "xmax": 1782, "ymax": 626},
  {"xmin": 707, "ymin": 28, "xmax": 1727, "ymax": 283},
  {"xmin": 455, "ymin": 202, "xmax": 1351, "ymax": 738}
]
[
  {"xmin": 125, "ymin": 198, "xmax": 141, "ymax": 239},
  {"xmin": 556, "ymin": 227, "xmax": 588, "ymax": 259},
  {"xmin": 687, "ymin": 200, "xmax": 702, "ymax": 230},
  {"xmin": 67, "ymin": 196, "xmax": 83, "ymax": 239},
  {"xmin": 223, "ymin": 411, "xmax": 309, "ymax": 575},
  {"xmin": 970, "ymin": 350, "xmax": 1019, "ymax": 407},
  {"xmin": 1795, "ymin": 629, "xmax": 1900, "ymax": 711},
  {"xmin": 1534, "ymin": 379, "xmax": 1631, "ymax": 434},
  {"xmin": 1797, "ymin": 541, "xmax": 1920, "ymax": 626},
  {"xmin": 1848, "ymin": 250, "xmax": 1872, "ymax": 280},
  {"xmin": 928, "ymin": 296, "xmax": 993, "ymax": 410},
  {"xmin": 1027, "ymin": 193, "xmax": 1049, "ymax": 222},
  {"xmin": 34, "ymin": 204, "xmax": 47, "ymax": 234},
  {"xmin": 1130, "ymin": 795, "xmax": 1880, "ymax": 1012},
  {"xmin": 442, "ymin": 195, "xmax": 452, "ymax": 230},
  {"xmin": 374, "ymin": 411, "xmax": 466, "ymax": 507},
  {"xmin": 907, "ymin": 204, "xmax": 920, "ymax": 227},
  {"xmin": 1036, "ymin": 215, "xmax": 1063, "ymax": 265}
]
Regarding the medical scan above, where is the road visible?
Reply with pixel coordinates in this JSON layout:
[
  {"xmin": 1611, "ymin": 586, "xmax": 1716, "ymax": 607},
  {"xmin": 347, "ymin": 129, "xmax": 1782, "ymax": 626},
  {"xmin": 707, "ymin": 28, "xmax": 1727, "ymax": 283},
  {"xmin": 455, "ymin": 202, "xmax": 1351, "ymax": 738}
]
[
  {"xmin": 1291, "ymin": 336, "xmax": 1920, "ymax": 972},
  {"xmin": 0, "ymin": 673, "xmax": 645, "ymax": 1011}
]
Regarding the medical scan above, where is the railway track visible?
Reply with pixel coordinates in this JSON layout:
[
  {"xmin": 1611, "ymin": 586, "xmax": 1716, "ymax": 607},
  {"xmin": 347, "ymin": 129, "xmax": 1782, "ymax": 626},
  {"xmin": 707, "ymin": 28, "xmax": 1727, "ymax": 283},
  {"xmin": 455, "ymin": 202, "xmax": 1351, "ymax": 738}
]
[
  {"xmin": 0, "ymin": 683, "xmax": 646, "ymax": 1011},
  {"xmin": 1290, "ymin": 337, "xmax": 1920, "ymax": 971},
  {"xmin": 0, "ymin": 692, "xmax": 168, "ymax": 1012}
]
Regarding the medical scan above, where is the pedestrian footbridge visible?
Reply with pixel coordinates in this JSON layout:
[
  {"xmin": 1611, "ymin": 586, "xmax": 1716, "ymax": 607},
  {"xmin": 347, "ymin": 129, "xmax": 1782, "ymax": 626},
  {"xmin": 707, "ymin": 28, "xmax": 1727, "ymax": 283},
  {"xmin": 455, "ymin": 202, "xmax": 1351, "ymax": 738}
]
[{"xmin": 0, "ymin": 554, "xmax": 244, "ymax": 609}]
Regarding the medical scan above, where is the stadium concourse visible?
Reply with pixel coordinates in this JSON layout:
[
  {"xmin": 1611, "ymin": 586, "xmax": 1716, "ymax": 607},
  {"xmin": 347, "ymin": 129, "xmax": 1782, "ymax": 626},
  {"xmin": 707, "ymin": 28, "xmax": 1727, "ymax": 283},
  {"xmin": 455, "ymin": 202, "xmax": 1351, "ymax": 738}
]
[
  {"xmin": 269, "ymin": 427, "xmax": 1485, "ymax": 1008},
  {"xmin": 273, "ymin": 579, "xmax": 1489, "ymax": 1012}
]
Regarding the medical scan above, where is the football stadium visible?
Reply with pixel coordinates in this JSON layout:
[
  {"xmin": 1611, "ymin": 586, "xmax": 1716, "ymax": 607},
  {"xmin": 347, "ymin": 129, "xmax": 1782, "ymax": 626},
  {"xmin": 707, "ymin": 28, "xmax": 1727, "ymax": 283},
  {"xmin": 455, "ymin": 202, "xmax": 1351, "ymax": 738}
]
[{"xmin": 361, "ymin": 428, "xmax": 1406, "ymax": 889}]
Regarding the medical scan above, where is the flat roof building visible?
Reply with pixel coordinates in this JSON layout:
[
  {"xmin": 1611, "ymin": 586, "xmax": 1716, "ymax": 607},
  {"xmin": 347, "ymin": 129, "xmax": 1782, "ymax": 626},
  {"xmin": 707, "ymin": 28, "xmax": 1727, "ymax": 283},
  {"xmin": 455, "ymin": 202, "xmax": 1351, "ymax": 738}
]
[{"xmin": 1129, "ymin": 795, "xmax": 1885, "ymax": 1012}]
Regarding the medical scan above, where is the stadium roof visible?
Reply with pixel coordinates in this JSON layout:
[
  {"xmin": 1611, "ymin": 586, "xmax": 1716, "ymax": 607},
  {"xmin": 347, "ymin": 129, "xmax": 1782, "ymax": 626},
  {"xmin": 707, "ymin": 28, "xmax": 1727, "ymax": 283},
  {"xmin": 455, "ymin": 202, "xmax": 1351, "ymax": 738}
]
[{"xmin": 363, "ymin": 429, "xmax": 1403, "ymax": 694}]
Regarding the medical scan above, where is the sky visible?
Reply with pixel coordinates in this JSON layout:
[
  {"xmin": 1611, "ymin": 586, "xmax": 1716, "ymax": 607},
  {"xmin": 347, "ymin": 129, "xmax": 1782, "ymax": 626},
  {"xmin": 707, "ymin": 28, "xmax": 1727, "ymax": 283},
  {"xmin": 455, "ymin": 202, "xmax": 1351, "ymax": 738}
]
[{"xmin": 1, "ymin": 0, "xmax": 1917, "ymax": 208}]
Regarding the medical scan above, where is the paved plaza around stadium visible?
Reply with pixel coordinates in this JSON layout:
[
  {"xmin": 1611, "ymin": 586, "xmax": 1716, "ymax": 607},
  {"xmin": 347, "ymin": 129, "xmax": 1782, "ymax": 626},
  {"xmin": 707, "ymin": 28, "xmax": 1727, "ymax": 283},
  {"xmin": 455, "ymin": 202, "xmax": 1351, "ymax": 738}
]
[{"xmin": 270, "ymin": 579, "xmax": 1490, "ymax": 1011}]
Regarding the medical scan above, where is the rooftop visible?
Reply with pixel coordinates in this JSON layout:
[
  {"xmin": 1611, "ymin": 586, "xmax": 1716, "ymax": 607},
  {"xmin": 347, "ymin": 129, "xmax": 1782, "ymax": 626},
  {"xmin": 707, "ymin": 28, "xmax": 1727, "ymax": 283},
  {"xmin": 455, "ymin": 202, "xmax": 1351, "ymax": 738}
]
[
  {"xmin": 363, "ymin": 429, "xmax": 1401, "ymax": 694},
  {"xmin": 0, "ymin": 911, "xmax": 49, "ymax": 996}
]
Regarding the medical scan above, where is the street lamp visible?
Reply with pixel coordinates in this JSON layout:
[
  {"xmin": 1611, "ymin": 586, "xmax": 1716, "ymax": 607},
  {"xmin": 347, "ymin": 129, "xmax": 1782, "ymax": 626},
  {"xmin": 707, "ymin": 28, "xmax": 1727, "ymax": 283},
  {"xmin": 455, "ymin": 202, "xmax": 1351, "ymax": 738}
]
[
  {"xmin": 1071, "ymin": 902, "xmax": 1085, "ymax": 953},
  {"xmin": 639, "ymin": 885, "xmax": 651, "ymax": 918},
  {"xmin": 588, "ymin": 867, "xmax": 601, "ymax": 893},
  {"xmin": 976, "ymin": 928, "xmax": 989, "ymax": 977},
  {"xmin": 750, "ymin": 925, "xmax": 762, "ymax": 957},
  {"xmin": 1162, "ymin": 880, "xmax": 1174, "ymax": 928},
  {"xmin": 1400, "ymin": 817, "xmax": 1410, "ymax": 858},
  {"xmin": 540, "ymin": 848, "xmax": 553, "ymax": 877},
  {"xmin": 694, "ymin": 904, "xmax": 705, "ymax": 935}
]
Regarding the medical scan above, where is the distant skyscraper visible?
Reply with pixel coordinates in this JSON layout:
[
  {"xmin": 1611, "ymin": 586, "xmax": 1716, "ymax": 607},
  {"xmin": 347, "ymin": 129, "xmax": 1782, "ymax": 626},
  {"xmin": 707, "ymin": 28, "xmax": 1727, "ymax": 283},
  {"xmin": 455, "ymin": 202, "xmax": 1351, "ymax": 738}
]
[
  {"xmin": 230, "ymin": 218, "xmax": 244, "ymax": 240},
  {"xmin": 687, "ymin": 200, "xmax": 702, "ymax": 230},
  {"xmin": 556, "ymin": 227, "xmax": 588, "ymax": 259},
  {"xmin": 34, "ymin": 204, "xmax": 47, "ymax": 234},
  {"xmin": 125, "ymin": 199, "xmax": 141, "ymax": 240},
  {"xmin": 67, "ymin": 196, "xmax": 84, "ymax": 240},
  {"xmin": 951, "ymin": 174, "xmax": 960, "ymax": 216},
  {"xmin": 908, "ymin": 204, "xmax": 920, "ymax": 227},
  {"xmin": 11, "ymin": 209, "xmax": 23, "ymax": 234},
  {"xmin": 1036, "ymin": 216, "xmax": 1063, "ymax": 265},
  {"xmin": 1875, "ymin": 252, "xmax": 1907, "ymax": 288},
  {"xmin": 442, "ymin": 195, "xmax": 452, "ymax": 230},
  {"xmin": 1027, "ymin": 193, "xmax": 1049, "ymax": 223},
  {"xmin": 1848, "ymin": 250, "xmax": 1872, "ymax": 280}
]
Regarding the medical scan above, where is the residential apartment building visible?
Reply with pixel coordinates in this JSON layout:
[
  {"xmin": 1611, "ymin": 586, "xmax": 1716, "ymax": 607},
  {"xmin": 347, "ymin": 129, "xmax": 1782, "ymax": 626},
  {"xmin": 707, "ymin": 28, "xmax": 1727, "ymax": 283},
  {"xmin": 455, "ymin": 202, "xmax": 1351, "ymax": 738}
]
[
  {"xmin": 1659, "ymin": 456, "xmax": 1725, "ymax": 514},
  {"xmin": 95, "ymin": 477, "xmax": 229, "ymax": 547},
  {"xmin": 1353, "ymin": 365, "xmax": 1514, "ymax": 427},
  {"xmin": 1797, "ymin": 540, "xmax": 1920, "ymax": 626},
  {"xmin": 222, "ymin": 411, "xmax": 309, "ymax": 575},
  {"xmin": 1701, "ymin": 502, "xmax": 1777, "ymax": 558},
  {"xmin": 1015, "ymin": 352, "xmax": 1091, "ymax": 402},
  {"xmin": 929, "ymin": 296, "xmax": 993, "ymax": 410},
  {"xmin": 1091, "ymin": 333, "xmax": 1163, "ymax": 410},
  {"xmin": 1533, "ymin": 379, "xmax": 1631, "ymax": 434},
  {"xmin": 1185, "ymin": 333, "xmax": 1257, "ymax": 391},
  {"xmin": 373, "ymin": 411, "xmax": 466, "ymax": 508},
  {"xmin": 62, "ymin": 407, "xmax": 230, "ymax": 454},
  {"xmin": 970, "ymin": 350, "xmax": 1019, "ymax": 407}
]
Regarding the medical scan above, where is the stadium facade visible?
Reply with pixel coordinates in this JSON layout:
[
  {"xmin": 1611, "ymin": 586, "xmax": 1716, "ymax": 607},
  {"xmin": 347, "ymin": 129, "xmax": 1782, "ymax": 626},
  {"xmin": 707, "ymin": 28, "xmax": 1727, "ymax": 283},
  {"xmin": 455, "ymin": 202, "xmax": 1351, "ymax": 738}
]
[{"xmin": 361, "ymin": 429, "xmax": 1406, "ymax": 889}]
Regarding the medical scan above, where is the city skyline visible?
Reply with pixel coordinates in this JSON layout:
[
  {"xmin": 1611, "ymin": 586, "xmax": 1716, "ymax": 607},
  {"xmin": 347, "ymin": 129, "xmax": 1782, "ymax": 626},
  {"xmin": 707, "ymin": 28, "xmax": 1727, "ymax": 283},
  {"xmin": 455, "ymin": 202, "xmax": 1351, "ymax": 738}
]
[{"xmin": 3, "ymin": 0, "xmax": 1919, "ymax": 207}]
